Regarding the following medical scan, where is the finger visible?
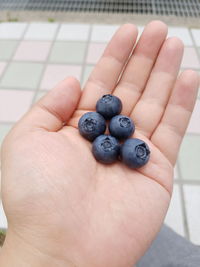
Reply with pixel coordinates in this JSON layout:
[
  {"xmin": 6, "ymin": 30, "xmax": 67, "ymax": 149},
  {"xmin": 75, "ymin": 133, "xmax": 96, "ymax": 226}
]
[
  {"xmin": 151, "ymin": 70, "xmax": 200, "ymax": 165},
  {"xmin": 16, "ymin": 77, "xmax": 81, "ymax": 132},
  {"xmin": 113, "ymin": 20, "xmax": 168, "ymax": 115},
  {"xmin": 78, "ymin": 24, "xmax": 138, "ymax": 110},
  {"xmin": 130, "ymin": 37, "xmax": 184, "ymax": 138}
]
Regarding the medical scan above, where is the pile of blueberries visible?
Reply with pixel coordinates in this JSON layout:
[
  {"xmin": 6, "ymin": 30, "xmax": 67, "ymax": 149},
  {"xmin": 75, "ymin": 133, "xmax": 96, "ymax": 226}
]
[{"xmin": 78, "ymin": 94, "xmax": 150, "ymax": 168}]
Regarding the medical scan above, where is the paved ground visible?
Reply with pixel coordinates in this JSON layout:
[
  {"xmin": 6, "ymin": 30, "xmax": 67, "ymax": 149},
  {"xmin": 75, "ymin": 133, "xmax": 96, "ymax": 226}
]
[{"xmin": 0, "ymin": 22, "xmax": 200, "ymax": 245}]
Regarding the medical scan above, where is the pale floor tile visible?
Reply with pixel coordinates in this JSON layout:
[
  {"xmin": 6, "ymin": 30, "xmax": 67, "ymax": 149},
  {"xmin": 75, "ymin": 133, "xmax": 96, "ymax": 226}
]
[
  {"xmin": 49, "ymin": 42, "xmax": 86, "ymax": 64},
  {"xmin": 164, "ymin": 184, "xmax": 185, "ymax": 237},
  {"xmin": 40, "ymin": 64, "xmax": 82, "ymax": 90},
  {"xmin": 191, "ymin": 29, "xmax": 200, "ymax": 47},
  {"xmin": 0, "ymin": 62, "xmax": 7, "ymax": 77},
  {"xmin": 86, "ymin": 43, "xmax": 107, "ymax": 64},
  {"xmin": 57, "ymin": 23, "xmax": 90, "ymax": 41},
  {"xmin": 13, "ymin": 41, "xmax": 52, "ymax": 62},
  {"xmin": 0, "ymin": 23, "xmax": 27, "ymax": 40},
  {"xmin": 1, "ymin": 62, "xmax": 44, "ymax": 89},
  {"xmin": 181, "ymin": 47, "xmax": 200, "ymax": 69},
  {"xmin": 0, "ymin": 90, "xmax": 34, "ymax": 122},
  {"xmin": 0, "ymin": 202, "xmax": 7, "ymax": 229},
  {"xmin": 91, "ymin": 24, "xmax": 119, "ymax": 42},
  {"xmin": 183, "ymin": 185, "xmax": 200, "ymax": 245},
  {"xmin": 179, "ymin": 135, "xmax": 200, "ymax": 181},
  {"xmin": 0, "ymin": 124, "xmax": 13, "ymax": 144},
  {"xmin": 187, "ymin": 99, "xmax": 200, "ymax": 134},
  {"xmin": 24, "ymin": 23, "xmax": 59, "ymax": 40},
  {"xmin": 0, "ymin": 41, "xmax": 18, "ymax": 60},
  {"xmin": 168, "ymin": 27, "xmax": 193, "ymax": 46},
  {"xmin": 174, "ymin": 165, "xmax": 179, "ymax": 180}
]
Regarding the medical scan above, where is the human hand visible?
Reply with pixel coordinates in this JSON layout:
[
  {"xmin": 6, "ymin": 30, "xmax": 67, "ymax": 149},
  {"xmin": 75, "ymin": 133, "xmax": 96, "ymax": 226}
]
[{"xmin": 0, "ymin": 21, "xmax": 199, "ymax": 267}]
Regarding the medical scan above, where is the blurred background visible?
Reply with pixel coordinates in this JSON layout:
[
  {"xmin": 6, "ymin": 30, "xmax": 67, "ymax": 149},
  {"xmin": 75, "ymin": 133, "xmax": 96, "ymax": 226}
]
[{"xmin": 0, "ymin": 0, "xmax": 200, "ymax": 247}]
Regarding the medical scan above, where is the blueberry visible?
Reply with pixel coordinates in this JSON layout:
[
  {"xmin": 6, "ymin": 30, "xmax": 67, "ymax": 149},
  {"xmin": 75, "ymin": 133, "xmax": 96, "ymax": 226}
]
[
  {"xmin": 96, "ymin": 94, "xmax": 122, "ymax": 119},
  {"xmin": 121, "ymin": 138, "xmax": 150, "ymax": 169},
  {"xmin": 92, "ymin": 135, "xmax": 120, "ymax": 164},
  {"xmin": 78, "ymin": 112, "xmax": 106, "ymax": 141},
  {"xmin": 109, "ymin": 115, "xmax": 135, "ymax": 140}
]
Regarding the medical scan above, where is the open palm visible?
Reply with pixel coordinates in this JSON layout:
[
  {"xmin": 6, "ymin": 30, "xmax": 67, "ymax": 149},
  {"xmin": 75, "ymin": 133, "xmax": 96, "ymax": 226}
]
[{"xmin": 1, "ymin": 21, "xmax": 199, "ymax": 267}]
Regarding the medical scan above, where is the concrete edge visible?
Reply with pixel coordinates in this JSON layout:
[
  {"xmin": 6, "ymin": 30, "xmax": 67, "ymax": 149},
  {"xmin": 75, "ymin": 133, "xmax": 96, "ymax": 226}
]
[{"xmin": 0, "ymin": 11, "xmax": 200, "ymax": 28}]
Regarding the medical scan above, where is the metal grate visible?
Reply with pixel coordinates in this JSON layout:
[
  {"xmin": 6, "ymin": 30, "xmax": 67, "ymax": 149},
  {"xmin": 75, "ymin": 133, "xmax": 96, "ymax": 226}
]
[{"xmin": 0, "ymin": 0, "xmax": 200, "ymax": 18}]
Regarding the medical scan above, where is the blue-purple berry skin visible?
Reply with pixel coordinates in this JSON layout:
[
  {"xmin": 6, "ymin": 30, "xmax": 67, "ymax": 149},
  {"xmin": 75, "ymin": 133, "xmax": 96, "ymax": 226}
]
[
  {"xmin": 92, "ymin": 135, "xmax": 120, "ymax": 164},
  {"xmin": 96, "ymin": 94, "xmax": 122, "ymax": 119},
  {"xmin": 109, "ymin": 115, "xmax": 135, "ymax": 140},
  {"xmin": 78, "ymin": 112, "xmax": 106, "ymax": 141},
  {"xmin": 121, "ymin": 138, "xmax": 150, "ymax": 168}
]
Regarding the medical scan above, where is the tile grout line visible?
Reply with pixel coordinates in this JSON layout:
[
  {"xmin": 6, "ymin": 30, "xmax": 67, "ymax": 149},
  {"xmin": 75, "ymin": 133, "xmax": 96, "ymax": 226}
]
[
  {"xmin": 0, "ymin": 86, "xmax": 49, "ymax": 92},
  {"xmin": 80, "ymin": 24, "xmax": 92, "ymax": 87},
  {"xmin": 176, "ymin": 159, "xmax": 190, "ymax": 240},
  {"xmin": 30, "ymin": 23, "xmax": 62, "ymax": 105},
  {"xmin": 0, "ymin": 121, "xmax": 13, "ymax": 126},
  {"xmin": 0, "ymin": 61, "xmax": 95, "ymax": 67},
  {"xmin": 0, "ymin": 23, "xmax": 29, "ymax": 84},
  {"xmin": 0, "ymin": 86, "xmax": 41, "ymax": 92},
  {"xmin": 173, "ymin": 179, "xmax": 200, "ymax": 185},
  {"xmin": 180, "ymin": 66, "xmax": 200, "ymax": 71},
  {"xmin": 173, "ymin": 163, "xmax": 187, "ymax": 237},
  {"xmin": 185, "ymin": 132, "xmax": 200, "ymax": 137}
]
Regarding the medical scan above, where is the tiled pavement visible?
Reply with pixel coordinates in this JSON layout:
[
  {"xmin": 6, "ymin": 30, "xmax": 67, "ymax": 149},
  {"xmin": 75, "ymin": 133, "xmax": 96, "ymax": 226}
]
[{"xmin": 0, "ymin": 22, "xmax": 200, "ymax": 245}]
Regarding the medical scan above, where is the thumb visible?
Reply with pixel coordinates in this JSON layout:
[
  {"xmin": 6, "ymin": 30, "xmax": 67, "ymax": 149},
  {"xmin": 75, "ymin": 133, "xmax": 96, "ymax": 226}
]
[{"xmin": 17, "ymin": 77, "xmax": 81, "ymax": 132}]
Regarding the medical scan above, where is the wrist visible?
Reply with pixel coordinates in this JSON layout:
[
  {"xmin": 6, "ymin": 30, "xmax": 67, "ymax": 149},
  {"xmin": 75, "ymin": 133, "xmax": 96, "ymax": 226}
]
[{"xmin": 0, "ymin": 228, "xmax": 73, "ymax": 267}]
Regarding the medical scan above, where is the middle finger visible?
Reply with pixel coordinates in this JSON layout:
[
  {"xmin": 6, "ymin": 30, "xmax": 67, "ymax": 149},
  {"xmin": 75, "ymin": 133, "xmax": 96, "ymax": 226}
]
[{"xmin": 113, "ymin": 20, "xmax": 168, "ymax": 115}]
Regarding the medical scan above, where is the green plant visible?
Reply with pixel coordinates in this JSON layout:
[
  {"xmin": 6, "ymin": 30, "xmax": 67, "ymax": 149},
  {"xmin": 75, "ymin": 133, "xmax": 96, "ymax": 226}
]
[
  {"xmin": 6, "ymin": 12, "xmax": 18, "ymax": 22},
  {"xmin": 8, "ymin": 18, "xmax": 19, "ymax": 22},
  {"xmin": 0, "ymin": 229, "xmax": 6, "ymax": 247},
  {"xmin": 48, "ymin": 18, "xmax": 55, "ymax": 23}
]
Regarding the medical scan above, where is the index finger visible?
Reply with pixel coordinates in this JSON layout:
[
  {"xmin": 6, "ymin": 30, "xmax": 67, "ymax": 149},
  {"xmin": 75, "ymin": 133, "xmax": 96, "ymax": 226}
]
[{"xmin": 78, "ymin": 24, "xmax": 138, "ymax": 111}]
